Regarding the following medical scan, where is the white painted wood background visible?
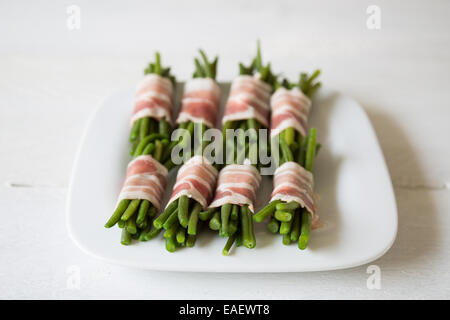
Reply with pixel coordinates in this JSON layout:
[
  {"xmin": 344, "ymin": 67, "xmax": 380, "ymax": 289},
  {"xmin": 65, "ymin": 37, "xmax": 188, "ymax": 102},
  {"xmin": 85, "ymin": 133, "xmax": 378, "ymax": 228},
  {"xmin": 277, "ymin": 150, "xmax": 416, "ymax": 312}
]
[{"xmin": 1, "ymin": 0, "xmax": 449, "ymax": 299}]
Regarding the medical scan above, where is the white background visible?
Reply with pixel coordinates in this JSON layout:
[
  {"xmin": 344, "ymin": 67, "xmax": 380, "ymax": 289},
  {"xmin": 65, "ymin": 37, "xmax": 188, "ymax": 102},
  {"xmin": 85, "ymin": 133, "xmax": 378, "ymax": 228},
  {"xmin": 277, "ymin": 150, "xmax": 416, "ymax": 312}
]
[{"xmin": 1, "ymin": 0, "xmax": 449, "ymax": 299}]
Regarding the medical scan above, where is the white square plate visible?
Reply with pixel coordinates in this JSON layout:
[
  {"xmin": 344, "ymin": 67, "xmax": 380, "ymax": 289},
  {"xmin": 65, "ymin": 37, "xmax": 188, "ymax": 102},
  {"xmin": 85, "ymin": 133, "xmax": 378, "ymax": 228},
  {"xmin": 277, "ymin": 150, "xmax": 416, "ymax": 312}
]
[{"xmin": 67, "ymin": 83, "xmax": 397, "ymax": 272}]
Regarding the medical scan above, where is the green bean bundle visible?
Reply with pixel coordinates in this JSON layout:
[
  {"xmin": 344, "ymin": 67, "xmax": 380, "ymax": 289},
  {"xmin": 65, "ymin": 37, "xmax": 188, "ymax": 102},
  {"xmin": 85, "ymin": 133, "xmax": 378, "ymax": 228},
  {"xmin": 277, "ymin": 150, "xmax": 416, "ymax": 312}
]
[
  {"xmin": 129, "ymin": 52, "xmax": 176, "ymax": 158},
  {"xmin": 253, "ymin": 72, "xmax": 322, "ymax": 250},
  {"xmin": 203, "ymin": 41, "xmax": 278, "ymax": 255},
  {"xmin": 153, "ymin": 50, "xmax": 221, "ymax": 252},
  {"xmin": 104, "ymin": 53, "xmax": 176, "ymax": 245}
]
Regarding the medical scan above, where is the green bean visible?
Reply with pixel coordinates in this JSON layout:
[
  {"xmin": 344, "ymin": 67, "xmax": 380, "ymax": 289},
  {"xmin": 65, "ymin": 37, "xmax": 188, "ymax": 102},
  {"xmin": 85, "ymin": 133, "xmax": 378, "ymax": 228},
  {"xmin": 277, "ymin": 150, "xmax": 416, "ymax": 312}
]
[
  {"xmin": 186, "ymin": 234, "xmax": 197, "ymax": 247},
  {"xmin": 199, "ymin": 207, "xmax": 217, "ymax": 221},
  {"xmin": 138, "ymin": 217, "xmax": 147, "ymax": 230},
  {"xmin": 178, "ymin": 195, "xmax": 189, "ymax": 228},
  {"xmin": 221, "ymin": 203, "xmax": 232, "ymax": 235},
  {"xmin": 290, "ymin": 212, "xmax": 301, "ymax": 242},
  {"xmin": 209, "ymin": 211, "xmax": 221, "ymax": 231},
  {"xmin": 246, "ymin": 209, "xmax": 256, "ymax": 248},
  {"xmin": 149, "ymin": 118, "xmax": 157, "ymax": 134},
  {"xmin": 142, "ymin": 143, "xmax": 155, "ymax": 155},
  {"xmin": 153, "ymin": 140, "xmax": 163, "ymax": 161},
  {"xmin": 194, "ymin": 58, "xmax": 206, "ymax": 77},
  {"xmin": 130, "ymin": 119, "xmax": 141, "ymax": 142},
  {"xmin": 199, "ymin": 49, "xmax": 212, "ymax": 78},
  {"xmin": 222, "ymin": 234, "xmax": 237, "ymax": 256},
  {"xmin": 211, "ymin": 56, "xmax": 218, "ymax": 80},
  {"xmin": 130, "ymin": 140, "xmax": 139, "ymax": 156},
  {"xmin": 274, "ymin": 210, "xmax": 293, "ymax": 222},
  {"xmin": 280, "ymin": 218, "xmax": 293, "ymax": 235},
  {"xmin": 231, "ymin": 204, "xmax": 239, "ymax": 221},
  {"xmin": 139, "ymin": 117, "xmax": 150, "ymax": 140},
  {"xmin": 153, "ymin": 200, "xmax": 178, "ymax": 229},
  {"xmin": 229, "ymin": 219, "xmax": 238, "ymax": 236},
  {"xmin": 276, "ymin": 201, "xmax": 300, "ymax": 212},
  {"xmin": 164, "ymin": 221, "xmax": 178, "ymax": 238},
  {"xmin": 305, "ymin": 128, "xmax": 317, "ymax": 171},
  {"xmin": 105, "ymin": 199, "xmax": 130, "ymax": 228},
  {"xmin": 255, "ymin": 39, "xmax": 263, "ymax": 71},
  {"xmin": 165, "ymin": 235, "xmax": 176, "ymax": 252},
  {"xmin": 279, "ymin": 136, "xmax": 294, "ymax": 163},
  {"xmin": 188, "ymin": 202, "xmax": 202, "ymax": 235},
  {"xmin": 282, "ymin": 234, "xmax": 291, "ymax": 245},
  {"xmin": 163, "ymin": 207, "xmax": 179, "ymax": 230},
  {"xmin": 131, "ymin": 231, "xmax": 140, "ymax": 240},
  {"xmin": 284, "ymin": 128, "xmax": 295, "ymax": 146},
  {"xmin": 138, "ymin": 224, "xmax": 152, "ymax": 241},
  {"xmin": 126, "ymin": 217, "xmax": 137, "ymax": 234},
  {"xmin": 299, "ymin": 210, "xmax": 311, "ymax": 250},
  {"xmin": 143, "ymin": 225, "xmax": 162, "ymax": 240},
  {"xmin": 136, "ymin": 200, "xmax": 150, "ymax": 225},
  {"xmin": 159, "ymin": 118, "xmax": 170, "ymax": 135},
  {"xmin": 163, "ymin": 159, "xmax": 176, "ymax": 171},
  {"xmin": 134, "ymin": 134, "xmax": 168, "ymax": 157},
  {"xmin": 240, "ymin": 205, "xmax": 251, "ymax": 248},
  {"xmin": 154, "ymin": 52, "xmax": 161, "ymax": 75},
  {"xmin": 236, "ymin": 233, "xmax": 243, "ymax": 247},
  {"xmin": 267, "ymin": 217, "xmax": 280, "ymax": 234},
  {"xmin": 297, "ymin": 133, "xmax": 308, "ymax": 166},
  {"xmin": 121, "ymin": 229, "xmax": 132, "ymax": 245},
  {"xmin": 148, "ymin": 205, "xmax": 157, "ymax": 218},
  {"xmin": 120, "ymin": 199, "xmax": 141, "ymax": 221},
  {"xmin": 253, "ymin": 200, "xmax": 281, "ymax": 222},
  {"xmin": 118, "ymin": 219, "xmax": 125, "ymax": 228},
  {"xmin": 176, "ymin": 225, "xmax": 186, "ymax": 244}
]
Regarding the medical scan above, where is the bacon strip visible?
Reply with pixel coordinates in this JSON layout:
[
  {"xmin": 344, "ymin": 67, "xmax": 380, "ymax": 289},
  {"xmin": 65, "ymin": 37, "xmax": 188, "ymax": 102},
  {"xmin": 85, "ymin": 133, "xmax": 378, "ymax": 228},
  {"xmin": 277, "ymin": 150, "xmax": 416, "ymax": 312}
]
[
  {"xmin": 208, "ymin": 164, "xmax": 261, "ymax": 213},
  {"xmin": 270, "ymin": 161, "xmax": 320, "ymax": 229},
  {"xmin": 167, "ymin": 155, "xmax": 218, "ymax": 209},
  {"xmin": 131, "ymin": 74, "xmax": 174, "ymax": 125},
  {"xmin": 117, "ymin": 155, "xmax": 168, "ymax": 210},
  {"xmin": 222, "ymin": 75, "xmax": 272, "ymax": 127},
  {"xmin": 176, "ymin": 78, "xmax": 221, "ymax": 128},
  {"xmin": 270, "ymin": 87, "xmax": 311, "ymax": 138}
]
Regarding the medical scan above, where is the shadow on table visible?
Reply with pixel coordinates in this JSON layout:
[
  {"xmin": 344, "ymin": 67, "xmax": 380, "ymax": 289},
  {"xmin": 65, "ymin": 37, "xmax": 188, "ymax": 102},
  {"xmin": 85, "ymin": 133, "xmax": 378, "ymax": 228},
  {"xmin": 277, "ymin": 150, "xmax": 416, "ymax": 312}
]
[{"xmin": 364, "ymin": 107, "xmax": 439, "ymax": 268}]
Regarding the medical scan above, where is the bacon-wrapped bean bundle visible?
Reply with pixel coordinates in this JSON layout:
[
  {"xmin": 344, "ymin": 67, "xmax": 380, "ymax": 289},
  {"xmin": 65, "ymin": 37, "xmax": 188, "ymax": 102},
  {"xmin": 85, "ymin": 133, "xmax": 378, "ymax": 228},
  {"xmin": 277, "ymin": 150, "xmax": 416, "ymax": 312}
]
[
  {"xmin": 202, "ymin": 41, "xmax": 278, "ymax": 255},
  {"xmin": 130, "ymin": 53, "xmax": 176, "ymax": 159},
  {"xmin": 104, "ymin": 53, "xmax": 176, "ymax": 245},
  {"xmin": 153, "ymin": 50, "xmax": 221, "ymax": 251},
  {"xmin": 253, "ymin": 71, "xmax": 322, "ymax": 250}
]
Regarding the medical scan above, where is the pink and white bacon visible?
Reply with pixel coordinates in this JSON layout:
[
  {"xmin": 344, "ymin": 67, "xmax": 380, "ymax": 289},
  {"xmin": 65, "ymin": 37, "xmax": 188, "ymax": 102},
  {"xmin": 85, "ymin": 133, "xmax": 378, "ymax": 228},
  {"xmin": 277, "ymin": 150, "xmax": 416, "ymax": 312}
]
[
  {"xmin": 222, "ymin": 75, "xmax": 272, "ymax": 127},
  {"xmin": 270, "ymin": 162, "xmax": 320, "ymax": 229},
  {"xmin": 167, "ymin": 156, "xmax": 218, "ymax": 209},
  {"xmin": 209, "ymin": 164, "xmax": 261, "ymax": 213},
  {"xmin": 117, "ymin": 155, "xmax": 168, "ymax": 210},
  {"xmin": 270, "ymin": 87, "xmax": 311, "ymax": 138},
  {"xmin": 176, "ymin": 78, "xmax": 221, "ymax": 128},
  {"xmin": 131, "ymin": 74, "xmax": 174, "ymax": 125}
]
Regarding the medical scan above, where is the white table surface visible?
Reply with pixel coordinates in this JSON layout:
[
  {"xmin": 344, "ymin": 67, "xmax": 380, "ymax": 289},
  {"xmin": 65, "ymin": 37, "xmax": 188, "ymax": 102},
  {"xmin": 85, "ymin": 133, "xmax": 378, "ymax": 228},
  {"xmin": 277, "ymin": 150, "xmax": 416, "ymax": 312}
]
[{"xmin": 1, "ymin": 0, "xmax": 449, "ymax": 299}]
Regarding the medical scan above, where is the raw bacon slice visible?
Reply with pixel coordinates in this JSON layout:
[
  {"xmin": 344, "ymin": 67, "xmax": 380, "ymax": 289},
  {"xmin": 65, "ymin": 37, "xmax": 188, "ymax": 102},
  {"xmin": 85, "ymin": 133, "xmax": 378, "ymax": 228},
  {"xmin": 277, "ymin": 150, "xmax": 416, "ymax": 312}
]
[
  {"xmin": 208, "ymin": 164, "xmax": 261, "ymax": 213},
  {"xmin": 117, "ymin": 155, "xmax": 168, "ymax": 210},
  {"xmin": 270, "ymin": 161, "xmax": 320, "ymax": 229},
  {"xmin": 270, "ymin": 87, "xmax": 311, "ymax": 138},
  {"xmin": 222, "ymin": 75, "xmax": 272, "ymax": 127},
  {"xmin": 131, "ymin": 74, "xmax": 174, "ymax": 125},
  {"xmin": 176, "ymin": 78, "xmax": 221, "ymax": 128},
  {"xmin": 167, "ymin": 155, "xmax": 219, "ymax": 209}
]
